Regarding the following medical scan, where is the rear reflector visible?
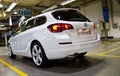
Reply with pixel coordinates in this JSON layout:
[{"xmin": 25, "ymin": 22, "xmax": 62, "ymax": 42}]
[{"xmin": 47, "ymin": 23, "xmax": 73, "ymax": 33}]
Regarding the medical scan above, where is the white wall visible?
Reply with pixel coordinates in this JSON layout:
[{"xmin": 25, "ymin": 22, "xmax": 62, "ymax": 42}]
[
  {"xmin": 109, "ymin": 0, "xmax": 120, "ymax": 38},
  {"xmin": 80, "ymin": 1, "xmax": 103, "ymax": 23},
  {"xmin": 80, "ymin": 0, "xmax": 120, "ymax": 38},
  {"xmin": 80, "ymin": 1, "xmax": 104, "ymax": 37}
]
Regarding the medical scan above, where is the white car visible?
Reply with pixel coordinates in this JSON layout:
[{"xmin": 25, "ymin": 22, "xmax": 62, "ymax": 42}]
[{"xmin": 8, "ymin": 8, "xmax": 101, "ymax": 67}]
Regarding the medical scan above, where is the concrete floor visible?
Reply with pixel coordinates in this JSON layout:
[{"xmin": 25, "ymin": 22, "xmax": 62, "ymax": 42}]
[{"xmin": 0, "ymin": 39, "xmax": 120, "ymax": 76}]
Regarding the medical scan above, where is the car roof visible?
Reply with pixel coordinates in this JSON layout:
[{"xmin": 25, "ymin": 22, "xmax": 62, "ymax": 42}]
[
  {"xmin": 50, "ymin": 8, "xmax": 78, "ymax": 12},
  {"xmin": 21, "ymin": 8, "xmax": 79, "ymax": 23}
]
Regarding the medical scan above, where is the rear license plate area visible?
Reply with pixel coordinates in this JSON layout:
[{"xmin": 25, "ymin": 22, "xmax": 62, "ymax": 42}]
[{"xmin": 77, "ymin": 29, "xmax": 92, "ymax": 37}]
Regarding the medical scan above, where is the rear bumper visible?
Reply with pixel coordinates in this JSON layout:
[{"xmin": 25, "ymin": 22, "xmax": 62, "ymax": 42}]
[{"xmin": 45, "ymin": 38, "xmax": 101, "ymax": 60}]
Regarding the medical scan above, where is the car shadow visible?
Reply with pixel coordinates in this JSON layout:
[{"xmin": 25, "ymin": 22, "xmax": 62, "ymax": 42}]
[
  {"xmin": 1, "ymin": 55, "xmax": 105, "ymax": 74},
  {"xmin": 41, "ymin": 56, "xmax": 105, "ymax": 74}
]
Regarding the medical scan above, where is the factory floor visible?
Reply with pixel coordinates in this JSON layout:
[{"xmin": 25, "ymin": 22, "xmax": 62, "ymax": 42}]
[{"xmin": 0, "ymin": 39, "xmax": 120, "ymax": 76}]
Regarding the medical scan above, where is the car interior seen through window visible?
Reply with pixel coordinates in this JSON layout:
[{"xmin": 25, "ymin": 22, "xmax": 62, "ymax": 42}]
[
  {"xmin": 24, "ymin": 19, "xmax": 34, "ymax": 30},
  {"xmin": 35, "ymin": 16, "xmax": 46, "ymax": 26},
  {"xmin": 22, "ymin": 16, "xmax": 46, "ymax": 31}
]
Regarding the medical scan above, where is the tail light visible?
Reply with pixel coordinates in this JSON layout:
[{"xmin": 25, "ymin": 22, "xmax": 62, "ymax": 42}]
[
  {"xmin": 47, "ymin": 23, "xmax": 73, "ymax": 33},
  {"xmin": 93, "ymin": 24, "xmax": 97, "ymax": 29}
]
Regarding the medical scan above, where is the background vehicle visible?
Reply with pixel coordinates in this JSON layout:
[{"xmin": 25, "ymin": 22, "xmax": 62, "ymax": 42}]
[{"xmin": 8, "ymin": 8, "xmax": 101, "ymax": 67}]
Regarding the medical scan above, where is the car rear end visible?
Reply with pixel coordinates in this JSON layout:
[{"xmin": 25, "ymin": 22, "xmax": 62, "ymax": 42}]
[{"xmin": 43, "ymin": 8, "xmax": 101, "ymax": 59}]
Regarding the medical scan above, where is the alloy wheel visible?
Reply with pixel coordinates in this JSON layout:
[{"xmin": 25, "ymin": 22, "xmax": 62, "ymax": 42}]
[{"xmin": 32, "ymin": 44, "xmax": 43, "ymax": 66}]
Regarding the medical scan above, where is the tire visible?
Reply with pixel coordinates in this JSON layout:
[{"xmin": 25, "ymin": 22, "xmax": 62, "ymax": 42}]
[
  {"xmin": 8, "ymin": 44, "xmax": 16, "ymax": 58},
  {"xmin": 77, "ymin": 52, "xmax": 87, "ymax": 58},
  {"xmin": 31, "ymin": 42, "xmax": 48, "ymax": 67}
]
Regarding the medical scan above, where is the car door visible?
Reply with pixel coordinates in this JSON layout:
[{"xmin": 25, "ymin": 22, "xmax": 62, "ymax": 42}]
[{"xmin": 11, "ymin": 19, "xmax": 34, "ymax": 54}]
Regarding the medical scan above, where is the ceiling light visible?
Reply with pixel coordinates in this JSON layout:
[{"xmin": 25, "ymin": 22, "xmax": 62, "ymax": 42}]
[
  {"xmin": 60, "ymin": 0, "xmax": 76, "ymax": 6},
  {"xmin": 3, "ymin": 12, "xmax": 7, "ymax": 17},
  {"xmin": 0, "ymin": 4, "xmax": 3, "ymax": 8},
  {"xmin": 42, "ymin": 5, "xmax": 57, "ymax": 13},
  {"xmin": 0, "ymin": 25, "xmax": 4, "ymax": 27},
  {"xmin": 6, "ymin": 2, "xmax": 17, "ymax": 12}
]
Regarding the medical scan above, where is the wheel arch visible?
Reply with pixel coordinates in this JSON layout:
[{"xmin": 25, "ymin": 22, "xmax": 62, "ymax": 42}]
[
  {"xmin": 30, "ymin": 40, "xmax": 48, "ymax": 59},
  {"xmin": 30, "ymin": 40, "xmax": 41, "ymax": 54}
]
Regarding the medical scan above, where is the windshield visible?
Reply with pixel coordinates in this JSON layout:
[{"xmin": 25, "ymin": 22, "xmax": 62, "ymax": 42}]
[{"xmin": 52, "ymin": 9, "xmax": 90, "ymax": 22}]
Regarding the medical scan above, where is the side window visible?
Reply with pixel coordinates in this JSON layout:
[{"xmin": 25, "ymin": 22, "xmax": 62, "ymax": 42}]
[
  {"xmin": 16, "ymin": 16, "xmax": 46, "ymax": 32},
  {"xmin": 16, "ymin": 22, "xmax": 26, "ymax": 34},
  {"xmin": 24, "ymin": 19, "xmax": 34, "ymax": 30},
  {"xmin": 35, "ymin": 16, "xmax": 46, "ymax": 26}
]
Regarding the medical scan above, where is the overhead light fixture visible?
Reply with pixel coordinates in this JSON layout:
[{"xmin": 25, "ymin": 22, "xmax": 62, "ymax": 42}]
[
  {"xmin": 42, "ymin": 5, "xmax": 57, "ymax": 13},
  {"xmin": 0, "ymin": 25, "xmax": 4, "ymax": 27},
  {"xmin": 5, "ymin": 2, "xmax": 17, "ymax": 12},
  {"xmin": 3, "ymin": 12, "xmax": 7, "ymax": 17},
  {"xmin": 60, "ymin": 0, "xmax": 76, "ymax": 6},
  {"xmin": 0, "ymin": 4, "xmax": 3, "ymax": 8}
]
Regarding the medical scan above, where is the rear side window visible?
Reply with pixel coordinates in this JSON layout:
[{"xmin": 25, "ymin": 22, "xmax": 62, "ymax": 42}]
[
  {"xmin": 35, "ymin": 16, "xmax": 46, "ymax": 26},
  {"xmin": 20, "ymin": 16, "xmax": 46, "ymax": 31},
  {"xmin": 52, "ymin": 10, "xmax": 90, "ymax": 22}
]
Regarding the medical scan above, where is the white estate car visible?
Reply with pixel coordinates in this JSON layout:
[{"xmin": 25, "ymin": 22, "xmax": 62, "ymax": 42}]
[{"xmin": 8, "ymin": 8, "xmax": 101, "ymax": 67}]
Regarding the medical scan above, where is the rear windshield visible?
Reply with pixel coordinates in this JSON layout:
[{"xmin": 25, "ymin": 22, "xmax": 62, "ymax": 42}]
[{"xmin": 52, "ymin": 10, "xmax": 90, "ymax": 22}]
